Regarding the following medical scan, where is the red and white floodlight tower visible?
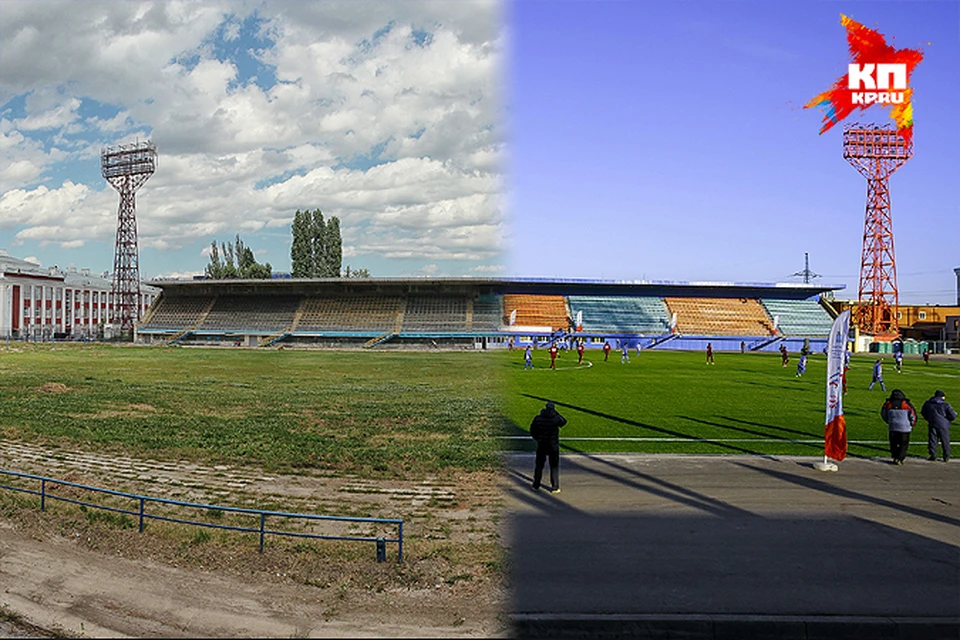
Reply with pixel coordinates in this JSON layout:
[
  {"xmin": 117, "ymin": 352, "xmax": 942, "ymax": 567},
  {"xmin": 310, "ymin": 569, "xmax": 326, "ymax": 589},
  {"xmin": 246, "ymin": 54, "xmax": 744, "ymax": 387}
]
[
  {"xmin": 842, "ymin": 123, "xmax": 911, "ymax": 337},
  {"xmin": 101, "ymin": 140, "xmax": 157, "ymax": 333}
]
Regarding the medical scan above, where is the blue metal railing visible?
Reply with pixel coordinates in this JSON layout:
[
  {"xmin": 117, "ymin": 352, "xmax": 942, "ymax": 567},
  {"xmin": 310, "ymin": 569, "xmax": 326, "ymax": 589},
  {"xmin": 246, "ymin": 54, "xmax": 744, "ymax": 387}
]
[{"xmin": 0, "ymin": 468, "xmax": 402, "ymax": 562}]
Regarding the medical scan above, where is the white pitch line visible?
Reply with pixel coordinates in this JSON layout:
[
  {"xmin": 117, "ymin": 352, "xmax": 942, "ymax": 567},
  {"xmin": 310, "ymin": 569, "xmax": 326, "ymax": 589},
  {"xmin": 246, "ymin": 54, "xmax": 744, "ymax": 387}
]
[
  {"xmin": 496, "ymin": 436, "xmax": 890, "ymax": 443},
  {"xmin": 524, "ymin": 360, "xmax": 594, "ymax": 371}
]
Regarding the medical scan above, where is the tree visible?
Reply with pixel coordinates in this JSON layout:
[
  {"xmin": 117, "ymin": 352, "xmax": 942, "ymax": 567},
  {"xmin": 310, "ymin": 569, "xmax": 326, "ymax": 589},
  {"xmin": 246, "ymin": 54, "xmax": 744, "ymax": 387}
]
[
  {"xmin": 205, "ymin": 234, "xmax": 272, "ymax": 279},
  {"xmin": 344, "ymin": 265, "xmax": 371, "ymax": 278},
  {"xmin": 206, "ymin": 241, "xmax": 224, "ymax": 278},
  {"xmin": 290, "ymin": 209, "xmax": 312, "ymax": 278},
  {"xmin": 324, "ymin": 216, "xmax": 342, "ymax": 277},
  {"xmin": 290, "ymin": 208, "xmax": 345, "ymax": 277},
  {"xmin": 310, "ymin": 209, "xmax": 326, "ymax": 277}
]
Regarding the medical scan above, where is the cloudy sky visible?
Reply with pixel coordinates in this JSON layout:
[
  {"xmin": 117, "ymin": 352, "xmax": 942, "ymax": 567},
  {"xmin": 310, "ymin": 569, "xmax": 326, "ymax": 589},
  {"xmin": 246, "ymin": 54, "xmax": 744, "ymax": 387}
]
[
  {"xmin": 3, "ymin": 1, "xmax": 957, "ymax": 305},
  {"xmin": 507, "ymin": 0, "xmax": 959, "ymax": 304},
  {"xmin": 0, "ymin": 0, "xmax": 504, "ymax": 279}
]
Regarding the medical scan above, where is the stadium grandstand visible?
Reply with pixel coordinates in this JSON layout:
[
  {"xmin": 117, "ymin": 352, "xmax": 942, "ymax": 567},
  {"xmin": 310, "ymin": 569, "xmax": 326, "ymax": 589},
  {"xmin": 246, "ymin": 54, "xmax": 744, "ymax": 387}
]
[{"xmin": 136, "ymin": 276, "xmax": 843, "ymax": 353}]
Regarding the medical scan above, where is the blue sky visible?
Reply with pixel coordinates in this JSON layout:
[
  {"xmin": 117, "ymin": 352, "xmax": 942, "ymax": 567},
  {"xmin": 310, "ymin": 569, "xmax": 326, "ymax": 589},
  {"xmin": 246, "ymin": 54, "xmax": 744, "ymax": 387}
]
[
  {"xmin": 1, "ymin": 1, "xmax": 957, "ymax": 304},
  {"xmin": 0, "ymin": 1, "xmax": 503, "ymax": 280},
  {"xmin": 505, "ymin": 0, "xmax": 959, "ymax": 304}
]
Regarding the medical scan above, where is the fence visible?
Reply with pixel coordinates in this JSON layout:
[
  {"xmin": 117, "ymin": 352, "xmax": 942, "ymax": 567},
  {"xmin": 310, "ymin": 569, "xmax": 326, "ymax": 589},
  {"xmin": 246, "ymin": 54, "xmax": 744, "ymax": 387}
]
[{"xmin": 0, "ymin": 468, "xmax": 403, "ymax": 563}]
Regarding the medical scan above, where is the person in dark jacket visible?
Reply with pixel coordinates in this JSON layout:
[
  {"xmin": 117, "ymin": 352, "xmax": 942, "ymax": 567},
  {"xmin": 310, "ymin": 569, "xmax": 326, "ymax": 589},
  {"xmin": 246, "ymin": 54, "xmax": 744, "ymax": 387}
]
[
  {"xmin": 881, "ymin": 389, "xmax": 917, "ymax": 465},
  {"xmin": 530, "ymin": 401, "xmax": 567, "ymax": 494},
  {"xmin": 921, "ymin": 390, "xmax": 956, "ymax": 462}
]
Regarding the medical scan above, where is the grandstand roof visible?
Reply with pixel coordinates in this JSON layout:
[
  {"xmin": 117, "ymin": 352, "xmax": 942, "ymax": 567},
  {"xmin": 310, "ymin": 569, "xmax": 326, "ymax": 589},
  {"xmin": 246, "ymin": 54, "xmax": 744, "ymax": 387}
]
[{"xmin": 147, "ymin": 276, "xmax": 844, "ymax": 300}]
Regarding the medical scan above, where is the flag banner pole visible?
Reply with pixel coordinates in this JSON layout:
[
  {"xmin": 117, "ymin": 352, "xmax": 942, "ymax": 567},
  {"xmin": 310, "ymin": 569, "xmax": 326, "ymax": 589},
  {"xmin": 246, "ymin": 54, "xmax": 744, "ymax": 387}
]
[{"xmin": 816, "ymin": 309, "xmax": 851, "ymax": 472}]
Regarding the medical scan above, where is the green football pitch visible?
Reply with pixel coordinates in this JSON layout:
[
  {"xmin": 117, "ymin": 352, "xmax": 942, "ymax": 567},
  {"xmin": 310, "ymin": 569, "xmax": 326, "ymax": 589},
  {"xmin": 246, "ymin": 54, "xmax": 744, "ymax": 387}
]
[
  {"xmin": 0, "ymin": 344, "xmax": 957, "ymax": 471},
  {"xmin": 0, "ymin": 344, "xmax": 505, "ymax": 476},
  {"xmin": 501, "ymin": 347, "xmax": 960, "ymax": 459}
]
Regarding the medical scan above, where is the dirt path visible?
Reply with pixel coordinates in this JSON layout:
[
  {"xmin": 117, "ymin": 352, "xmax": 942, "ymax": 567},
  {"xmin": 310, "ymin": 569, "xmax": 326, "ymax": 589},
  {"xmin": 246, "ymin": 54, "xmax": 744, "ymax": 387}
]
[{"xmin": 0, "ymin": 441, "xmax": 508, "ymax": 638}]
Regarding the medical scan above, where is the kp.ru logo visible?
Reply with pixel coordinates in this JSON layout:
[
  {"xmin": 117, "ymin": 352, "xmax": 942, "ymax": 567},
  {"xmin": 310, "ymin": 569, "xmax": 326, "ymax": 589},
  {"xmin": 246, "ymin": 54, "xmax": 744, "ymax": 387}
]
[
  {"xmin": 847, "ymin": 63, "xmax": 906, "ymax": 105},
  {"xmin": 805, "ymin": 14, "xmax": 924, "ymax": 145}
]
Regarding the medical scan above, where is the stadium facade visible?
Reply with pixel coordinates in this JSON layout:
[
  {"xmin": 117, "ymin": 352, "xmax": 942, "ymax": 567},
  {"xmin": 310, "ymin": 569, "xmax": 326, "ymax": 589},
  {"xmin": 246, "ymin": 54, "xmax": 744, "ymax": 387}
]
[
  {"xmin": 0, "ymin": 250, "xmax": 160, "ymax": 339},
  {"xmin": 136, "ymin": 276, "xmax": 847, "ymax": 353}
]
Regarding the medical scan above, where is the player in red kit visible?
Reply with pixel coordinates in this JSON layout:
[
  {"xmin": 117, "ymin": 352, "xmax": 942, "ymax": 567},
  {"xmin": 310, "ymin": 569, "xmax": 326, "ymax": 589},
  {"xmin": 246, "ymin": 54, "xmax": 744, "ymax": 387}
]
[
  {"xmin": 577, "ymin": 341, "xmax": 585, "ymax": 364},
  {"xmin": 549, "ymin": 344, "xmax": 559, "ymax": 369},
  {"xmin": 603, "ymin": 341, "xmax": 611, "ymax": 361}
]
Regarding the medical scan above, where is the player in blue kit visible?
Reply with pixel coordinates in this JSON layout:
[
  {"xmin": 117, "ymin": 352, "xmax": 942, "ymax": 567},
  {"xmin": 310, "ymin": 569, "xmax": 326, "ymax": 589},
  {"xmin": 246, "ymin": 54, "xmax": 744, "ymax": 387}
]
[
  {"xmin": 796, "ymin": 353, "xmax": 807, "ymax": 377},
  {"xmin": 868, "ymin": 358, "xmax": 886, "ymax": 391}
]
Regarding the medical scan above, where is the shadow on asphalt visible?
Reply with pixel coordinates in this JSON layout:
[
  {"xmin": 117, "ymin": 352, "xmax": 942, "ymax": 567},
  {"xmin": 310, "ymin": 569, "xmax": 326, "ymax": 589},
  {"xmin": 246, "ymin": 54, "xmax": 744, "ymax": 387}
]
[{"xmin": 504, "ymin": 454, "xmax": 960, "ymax": 639}]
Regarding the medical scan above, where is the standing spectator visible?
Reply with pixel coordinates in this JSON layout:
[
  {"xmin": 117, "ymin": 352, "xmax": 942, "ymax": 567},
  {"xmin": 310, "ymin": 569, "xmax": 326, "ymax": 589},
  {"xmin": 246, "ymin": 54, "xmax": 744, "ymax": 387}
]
[
  {"xmin": 524, "ymin": 345, "xmax": 533, "ymax": 370},
  {"xmin": 796, "ymin": 353, "xmax": 807, "ymax": 378},
  {"xmin": 621, "ymin": 342, "xmax": 630, "ymax": 364},
  {"xmin": 780, "ymin": 344, "xmax": 789, "ymax": 367},
  {"xmin": 529, "ymin": 401, "xmax": 566, "ymax": 494},
  {"xmin": 868, "ymin": 358, "xmax": 886, "ymax": 391},
  {"xmin": 603, "ymin": 341, "xmax": 611, "ymax": 362},
  {"xmin": 894, "ymin": 347, "xmax": 903, "ymax": 374},
  {"xmin": 881, "ymin": 389, "xmax": 917, "ymax": 465},
  {"xmin": 549, "ymin": 343, "xmax": 559, "ymax": 370},
  {"xmin": 705, "ymin": 343, "xmax": 714, "ymax": 365},
  {"xmin": 921, "ymin": 390, "xmax": 956, "ymax": 462},
  {"xmin": 577, "ymin": 341, "xmax": 585, "ymax": 364},
  {"xmin": 740, "ymin": 341, "xmax": 746, "ymax": 354}
]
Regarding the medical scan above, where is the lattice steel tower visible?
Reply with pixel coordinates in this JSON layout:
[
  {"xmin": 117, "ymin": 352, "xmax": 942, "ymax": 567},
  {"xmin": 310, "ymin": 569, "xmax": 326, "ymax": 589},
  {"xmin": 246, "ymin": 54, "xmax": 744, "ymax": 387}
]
[
  {"xmin": 101, "ymin": 140, "xmax": 157, "ymax": 333},
  {"xmin": 843, "ymin": 123, "xmax": 910, "ymax": 337}
]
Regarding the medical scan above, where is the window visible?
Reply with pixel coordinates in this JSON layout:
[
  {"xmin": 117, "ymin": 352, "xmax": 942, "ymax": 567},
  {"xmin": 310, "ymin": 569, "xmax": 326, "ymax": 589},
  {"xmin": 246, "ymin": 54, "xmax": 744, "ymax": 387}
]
[
  {"xmin": 896, "ymin": 312, "xmax": 902, "ymax": 320},
  {"xmin": 918, "ymin": 311, "xmax": 926, "ymax": 320}
]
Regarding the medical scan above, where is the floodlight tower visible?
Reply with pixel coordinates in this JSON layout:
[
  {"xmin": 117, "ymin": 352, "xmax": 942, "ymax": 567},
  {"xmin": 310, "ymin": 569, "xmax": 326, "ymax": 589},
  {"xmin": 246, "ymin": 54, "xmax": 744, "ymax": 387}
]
[
  {"xmin": 843, "ymin": 123, "xmax": 910, "ymax": 337},
  {"xmin": 101, "ymin": 140, "xmax": 157, "ymax": 333}
]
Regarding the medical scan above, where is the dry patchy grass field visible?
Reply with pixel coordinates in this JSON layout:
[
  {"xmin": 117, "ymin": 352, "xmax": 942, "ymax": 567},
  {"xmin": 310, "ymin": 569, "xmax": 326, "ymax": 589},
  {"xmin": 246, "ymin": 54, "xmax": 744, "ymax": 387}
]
[{"xmin": 0, "ymin": 343, "xmax": 510, "ymax": 637}]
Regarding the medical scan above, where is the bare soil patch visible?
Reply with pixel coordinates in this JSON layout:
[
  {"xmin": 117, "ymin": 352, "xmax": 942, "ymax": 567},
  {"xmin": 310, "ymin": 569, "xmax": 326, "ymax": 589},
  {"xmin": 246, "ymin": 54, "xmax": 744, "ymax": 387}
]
[
  {"xmin": 35, "ymin": 382, "xmax": 70, "ymax": 394},
  {"xmin": 0, "ymin": 440, "xmax": 509, "ymax": 638}
]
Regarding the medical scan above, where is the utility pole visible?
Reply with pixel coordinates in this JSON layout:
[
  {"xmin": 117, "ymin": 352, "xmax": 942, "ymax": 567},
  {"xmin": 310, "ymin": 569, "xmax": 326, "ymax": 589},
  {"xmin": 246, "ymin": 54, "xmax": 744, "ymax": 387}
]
[{"xmin": 793, "ymin": 252, "xmax": 821, "ymax": 284}]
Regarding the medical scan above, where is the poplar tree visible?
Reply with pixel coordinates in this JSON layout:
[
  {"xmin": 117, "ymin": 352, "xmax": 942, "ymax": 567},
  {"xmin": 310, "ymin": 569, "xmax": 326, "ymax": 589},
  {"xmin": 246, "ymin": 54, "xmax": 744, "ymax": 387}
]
[
  {"xmin": 290, "ymin": 209, "xmax": 312, "ymax": 278},
  {"xmin": 289, "ymin": 208, "xmax": 346, "ymax": 277},
  {"xmin": 311, "ymin": 209, "xmax": 326, "ymax": 277},
  {"xmin": 324, "ymin": 216, "xmax": 342, "ymax": 277}
]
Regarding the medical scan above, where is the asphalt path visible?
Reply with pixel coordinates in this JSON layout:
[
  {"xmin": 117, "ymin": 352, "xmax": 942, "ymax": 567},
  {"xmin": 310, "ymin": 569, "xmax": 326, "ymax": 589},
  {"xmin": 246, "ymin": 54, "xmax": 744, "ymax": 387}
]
[{"xmin": 502, "ymin": 453, "xmax": 960, "ymax": 639}]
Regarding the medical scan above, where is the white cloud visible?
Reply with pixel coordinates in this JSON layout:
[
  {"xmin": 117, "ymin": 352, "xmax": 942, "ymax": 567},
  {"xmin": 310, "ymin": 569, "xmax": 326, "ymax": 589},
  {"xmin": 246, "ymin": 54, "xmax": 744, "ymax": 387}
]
[
  {"xmin": 471, "ymin": 264, "xmax": 505, "ymax": 273},
  {"xmin": 417, "ymin": 264, "xmax": 439, "ymax": 275},
  {"xmin": 0, "ymin": 181, "xmax": 119, "ymax": 248},
  {"xmin": 0, "ymin": 117, "xmax": 73, "ymax": 192},
  {"xmin": 16, "ymin": 95, "xmax": 81, "ymax": 130},
  {"xmin": 0, "ymin": 0, "xmax": 504, "ymax": 273},
  {"xmin": 0, "ymin": 159, "xmax": 42, "ymax": 184}
]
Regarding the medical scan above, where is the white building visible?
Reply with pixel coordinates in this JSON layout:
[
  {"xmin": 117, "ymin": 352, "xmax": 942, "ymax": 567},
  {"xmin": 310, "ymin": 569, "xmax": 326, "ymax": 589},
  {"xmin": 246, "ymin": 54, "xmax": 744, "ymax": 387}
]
[{"xmin": 0, "ymin": 249, "xmax": 159, "ymax": 339}]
